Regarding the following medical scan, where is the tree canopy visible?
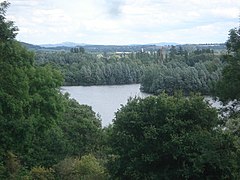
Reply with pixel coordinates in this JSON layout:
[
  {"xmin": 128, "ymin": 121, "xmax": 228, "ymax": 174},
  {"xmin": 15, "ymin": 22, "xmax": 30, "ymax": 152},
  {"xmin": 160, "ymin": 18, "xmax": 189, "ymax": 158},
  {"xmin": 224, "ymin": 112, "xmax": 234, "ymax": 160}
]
[
  {"xmin": 215, "ymin": 27, "xmax": 240, "ymax": 103},
  {"xmin": 1, "ymin": 1, "xmax": 240, "ymax": 179},
  {"xmin": 0, "ymin": 1, "xmax": 18, "ymax": 41},
  {"xmin": 108, "ymin": 94, "xmax": 239, "ymax": 179},
  {"xmin": 0, "ymin": 2, "xmax": 106, "ymax": 179},
  {"xmin": 141, "ymin": 51, "xmax": 222, "ymax": 95}
]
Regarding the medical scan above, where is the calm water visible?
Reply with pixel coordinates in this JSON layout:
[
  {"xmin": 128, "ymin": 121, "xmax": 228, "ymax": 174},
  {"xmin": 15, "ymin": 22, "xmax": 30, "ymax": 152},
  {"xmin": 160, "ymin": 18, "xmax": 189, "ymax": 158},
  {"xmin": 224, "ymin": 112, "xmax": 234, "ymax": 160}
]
[
  {"xmin": 61, "ymin": 84, "xmax": 225, "ymax": 127},
  {"xmin": 61, "ymin": 84, "xmax": 148, "ymax": 127}
]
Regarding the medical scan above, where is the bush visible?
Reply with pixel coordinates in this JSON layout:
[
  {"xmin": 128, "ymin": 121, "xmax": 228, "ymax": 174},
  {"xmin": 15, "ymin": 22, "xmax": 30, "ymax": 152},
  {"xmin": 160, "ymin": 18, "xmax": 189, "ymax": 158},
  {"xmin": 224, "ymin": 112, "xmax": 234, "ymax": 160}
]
[
  {"xmin": 30, "ymin": 166, "xmax": 55, "ymax": 180},
  {"xmin": 54, "ymin": 154, "xmax": 107, "ymax": 180}
]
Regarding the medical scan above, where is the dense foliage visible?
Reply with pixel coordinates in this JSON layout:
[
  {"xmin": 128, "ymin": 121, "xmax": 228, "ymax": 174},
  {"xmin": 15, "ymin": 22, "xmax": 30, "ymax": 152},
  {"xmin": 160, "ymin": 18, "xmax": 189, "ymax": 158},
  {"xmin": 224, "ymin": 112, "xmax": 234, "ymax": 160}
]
[
  {"xmin": 35, "ymin": 51, "xmax": 144, "ymax": 86},
  {"xmin": 109, "ymin": 94, "xmax": 239, "ymax": 179},
  {"xmin": 0, "ymin": 2, "xmax": 107, "ymax": 179},
  {"xmin": 215, "ymin": 27, "xmax": 240, "ymax": 103},
  {"xmin": 35, "ymin": 47, "xmax": 223, "ymax": 97},
  {"xmin": 59, "ymin": 97, "xmax": 103, "ymax": 158},
  {"xmin": 1, "ymin": 1, "xmax": 240, "ymax": 179},
  {"xmin": 141, "ymin": 51, "xmax": 223, "ymax": 95},
  {"xmin": 0, "ymin": 1, "xmax": 18, "ymax": 41}
]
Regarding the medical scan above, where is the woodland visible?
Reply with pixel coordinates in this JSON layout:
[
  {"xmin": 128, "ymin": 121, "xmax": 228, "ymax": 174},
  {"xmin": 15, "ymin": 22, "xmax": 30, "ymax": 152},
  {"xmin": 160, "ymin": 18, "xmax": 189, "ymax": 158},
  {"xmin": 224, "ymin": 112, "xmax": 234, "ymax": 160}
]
[{"xmin": 1, "ymin": 1, "xmax": 240, "ymax": 179}]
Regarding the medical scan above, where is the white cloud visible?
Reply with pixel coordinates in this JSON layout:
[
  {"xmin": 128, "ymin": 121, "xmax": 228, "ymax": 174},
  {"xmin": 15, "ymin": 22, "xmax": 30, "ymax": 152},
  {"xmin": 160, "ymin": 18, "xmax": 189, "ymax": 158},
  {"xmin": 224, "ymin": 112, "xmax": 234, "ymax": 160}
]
[
  {"xmin": 32, "ymin": 9, "xmax": 72, "ymax": 26},
  {"xmin": 5, "ymin": 0, "xmax": 240, "ymax": 44},
  {"xmin": 211, "ymin": 7, "xmax": 239, "ymax": 19}
]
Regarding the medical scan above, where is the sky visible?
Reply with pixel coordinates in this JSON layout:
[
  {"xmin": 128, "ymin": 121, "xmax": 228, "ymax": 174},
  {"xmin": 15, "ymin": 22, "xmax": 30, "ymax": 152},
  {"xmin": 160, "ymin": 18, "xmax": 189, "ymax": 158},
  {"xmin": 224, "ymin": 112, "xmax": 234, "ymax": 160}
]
[{"xmin": 3, "ymin": 0, "xmax": 240, "ymax": 45}]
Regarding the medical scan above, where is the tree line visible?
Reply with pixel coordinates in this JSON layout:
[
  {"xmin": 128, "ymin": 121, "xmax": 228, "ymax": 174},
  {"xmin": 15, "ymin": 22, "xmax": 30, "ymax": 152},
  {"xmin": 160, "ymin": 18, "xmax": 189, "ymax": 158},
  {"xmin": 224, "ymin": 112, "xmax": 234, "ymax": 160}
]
[
  {"xmin": 141, "ymin": 53, "xmax": 223, "ymax": 95},
  {"xmin": 35, "ymin": 51, "xmax": 144, "ymax": 86},
  {"xmin": 35, "ymin": 43, "xmax": 223, "ymax": 97}
]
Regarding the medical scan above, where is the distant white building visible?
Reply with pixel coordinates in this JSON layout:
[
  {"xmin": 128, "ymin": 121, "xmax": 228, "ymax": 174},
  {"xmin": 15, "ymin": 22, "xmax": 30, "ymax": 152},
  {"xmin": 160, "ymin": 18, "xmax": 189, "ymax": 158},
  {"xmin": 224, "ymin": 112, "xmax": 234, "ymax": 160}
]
[
  {"xmin": 115, "ymin": 52, "xmax": 132, "ymax": 55},
  {"xmin": 97, "ymin": 54, "xmax": 104, "ymax": 59}
]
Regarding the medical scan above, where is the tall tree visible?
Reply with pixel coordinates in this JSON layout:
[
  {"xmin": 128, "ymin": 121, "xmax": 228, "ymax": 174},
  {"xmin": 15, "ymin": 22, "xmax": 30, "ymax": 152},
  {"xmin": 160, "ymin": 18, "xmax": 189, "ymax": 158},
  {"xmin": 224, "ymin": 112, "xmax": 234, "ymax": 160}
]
[
  {"xmin": 226, "ymin": 27, "xmax": 240, "ymax": 53},
  {"xmin": 0, "ymin": 1, "xmax": 18, "ymax": 41},
  {"xmin": 108, "ymin": 94, "xmax": 239, "ymax": 179},
  {"xmin": 0, "ymin": 0, "xmax": 64, "ymax": 169},
  {"xmin": 215, "ymin": 27, "xmax": 240, "ymax": 102}
]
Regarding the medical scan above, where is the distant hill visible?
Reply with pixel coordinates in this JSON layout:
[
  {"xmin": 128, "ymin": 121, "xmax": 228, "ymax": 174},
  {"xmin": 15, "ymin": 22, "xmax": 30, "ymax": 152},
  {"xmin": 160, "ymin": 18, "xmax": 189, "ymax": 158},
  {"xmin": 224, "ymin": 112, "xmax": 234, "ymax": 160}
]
[
  {"xmin": 20, "ymin": 42, "xmax": 72, "ymax": 51},
  {"xmin": 40, "ymin": 42, "xmax": 88, "ymax": 48},
  {"xmin": 39, "ymin": 42, "xmax": 180, "ymax": 48},
  {"xmin": 20, "ymin": 41, "xmax": 226, "ymax": 53},
  {"xmin": 20, "ymin": 42, "xmax": 43, "ymax": 50},
  {"xmin": 147, "ymin": 42, "xmax": 179, "ymax": 46}
]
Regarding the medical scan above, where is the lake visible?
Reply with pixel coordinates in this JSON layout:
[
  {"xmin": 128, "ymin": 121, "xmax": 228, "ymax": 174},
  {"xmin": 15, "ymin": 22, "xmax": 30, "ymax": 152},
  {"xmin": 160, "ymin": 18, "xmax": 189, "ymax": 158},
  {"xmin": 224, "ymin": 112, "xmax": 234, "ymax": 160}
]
[
  {"xmin": 61, "ymin": 84, "xmax": 224, "ymax": 127},
  {"xmin": 61, "ymin": 84, "xmax": 149, "ymax": 127}
]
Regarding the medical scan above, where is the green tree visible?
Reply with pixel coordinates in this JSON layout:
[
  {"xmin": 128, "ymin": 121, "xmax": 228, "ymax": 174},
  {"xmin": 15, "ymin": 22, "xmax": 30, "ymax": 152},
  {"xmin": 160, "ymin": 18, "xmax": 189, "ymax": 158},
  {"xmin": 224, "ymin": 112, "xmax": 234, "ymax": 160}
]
[
  {"xmin": 108, "ymin": 94, "xmax": 239, "ymax": 179},
  {"xmin": 169, "ymin": 45, "xmax": 177, "ymax": 59},
  {"xmin": 0, "ymin": 3, "xmax": 106, "ymax": 178},
  {"xmin": 0, "ymin": 0, "xmax": 63, "ymax": 170},
  {"xmin": 226, "ymin": 28, "xmax": 240, "ymax": 53},
  {"xmin": 59, "ymin": 97, "xmax": 102, "ymax": 157},
  {"xmin": 29, "ymin": 166, "xmax": 55, "ymax": 180},
  {"xmin": 0, "ymin": 1, "xmax": 18, "ymax": 41},
  {"xmin": 54, "ymin": 154, "xmax": 107, "ymax": 180},
  {"xmin": 141, "ymin": 53, "xmax": 222, "ymax": 95},
  {"xmin": 215, "ymin": 27, "xmax": 240, "ymax": 102}
]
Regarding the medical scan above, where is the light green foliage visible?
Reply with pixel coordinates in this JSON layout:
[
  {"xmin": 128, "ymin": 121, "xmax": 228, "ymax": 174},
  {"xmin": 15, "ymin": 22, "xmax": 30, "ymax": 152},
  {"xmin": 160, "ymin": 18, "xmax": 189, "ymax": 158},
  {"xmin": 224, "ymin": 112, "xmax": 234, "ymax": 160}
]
[
  {"xmin": 30, "ymin": 166, "xmax": 55, "ymax": 180},
  {"xmin": 225, "ymin": 117, "xmax": 240, "ymax": 137},
  {"xmin": 54, "ymin": 154, "xmax": 107, "ymax": 180},
  {"xmin": 75, "ymin": 154, "xmax": 106, "ymax": 179},
  {"xmin": 109, "ymin": 93, "xmax": 239, "ymax": 179}
]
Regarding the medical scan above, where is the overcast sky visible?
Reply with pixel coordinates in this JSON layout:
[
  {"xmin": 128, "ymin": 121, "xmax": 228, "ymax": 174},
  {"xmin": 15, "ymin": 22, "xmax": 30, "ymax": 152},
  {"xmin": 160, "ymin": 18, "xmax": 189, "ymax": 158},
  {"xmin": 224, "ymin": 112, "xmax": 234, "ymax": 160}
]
[{"xmin": 4, "ymin": 0, "xmax": 240, "ymax": 45}]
